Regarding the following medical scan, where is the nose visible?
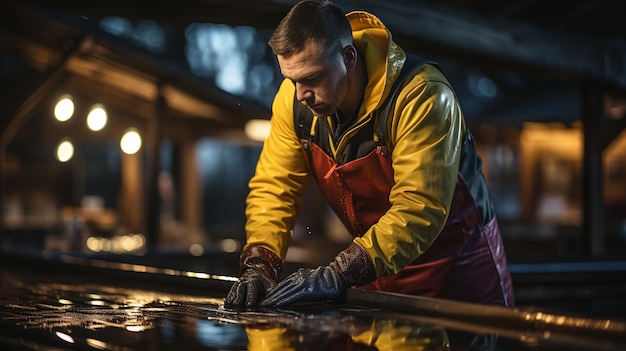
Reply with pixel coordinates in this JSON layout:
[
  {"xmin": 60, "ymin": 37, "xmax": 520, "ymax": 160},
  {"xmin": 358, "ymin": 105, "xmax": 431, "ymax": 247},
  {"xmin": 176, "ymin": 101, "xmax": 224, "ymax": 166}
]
[{"xmin": 295, "ymin": 83, "xmax": 313, "ymax": 106}]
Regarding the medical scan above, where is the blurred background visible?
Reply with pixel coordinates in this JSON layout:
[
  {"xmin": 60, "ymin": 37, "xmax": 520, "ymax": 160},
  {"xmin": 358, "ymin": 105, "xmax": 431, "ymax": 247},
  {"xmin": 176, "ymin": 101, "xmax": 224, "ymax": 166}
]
[{"xmin": 1, "ymin": 0, "xmax": 625, "ymax": 318}]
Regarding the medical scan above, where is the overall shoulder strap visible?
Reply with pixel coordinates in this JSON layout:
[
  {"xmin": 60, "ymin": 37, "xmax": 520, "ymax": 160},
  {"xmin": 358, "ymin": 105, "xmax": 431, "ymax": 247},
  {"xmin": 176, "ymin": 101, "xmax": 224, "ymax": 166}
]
[{"xmin": 293, "ymin": 96, "xmax": 313, "ymax": 145}]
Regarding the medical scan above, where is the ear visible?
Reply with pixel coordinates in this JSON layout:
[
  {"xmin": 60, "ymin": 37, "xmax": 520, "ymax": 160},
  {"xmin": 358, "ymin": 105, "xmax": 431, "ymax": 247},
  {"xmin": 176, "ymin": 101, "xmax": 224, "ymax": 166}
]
[{"xmin": 342, "ymin": 45, "xmax": 357, "ymax": 70}]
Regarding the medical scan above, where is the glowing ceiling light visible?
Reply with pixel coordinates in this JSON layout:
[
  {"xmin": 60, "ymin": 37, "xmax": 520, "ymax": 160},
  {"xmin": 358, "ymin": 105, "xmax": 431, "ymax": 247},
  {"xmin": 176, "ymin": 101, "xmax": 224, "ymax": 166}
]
[
  {"xmin": 120, "ymin": 128, "xmax": 142, "ymax": 154},
  {"xmin": 220, "ymin": 238, "xmax": 239, "ymax": 253},
  {"xmin": 54, "ymin": 95, "xmax": 75, "ymax": 122},
  {"xmin": 189, "ymin": 243, "xmax": 204, "ymax": 256},
  {"xmin": 87, "ymin": 104, "xmax": 108, "ymax": 131},
  {"xmin": 56, "ymin": 139, "xmax": 74, "ymax": 162},
  {"xmin": 244, "ymin": 119, "xmax": 271, "ymax": 142}
]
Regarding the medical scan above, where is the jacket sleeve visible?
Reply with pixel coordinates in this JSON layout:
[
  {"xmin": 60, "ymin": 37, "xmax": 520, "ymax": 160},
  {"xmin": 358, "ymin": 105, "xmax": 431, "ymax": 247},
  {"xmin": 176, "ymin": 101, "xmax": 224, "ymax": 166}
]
[
  {"xmin": 243, "ymin": 79, "xmax": 309, "ymax": 260},
  {"xmin": 353, "ymin": 65, "xmax": 465, "ymax": 277}
]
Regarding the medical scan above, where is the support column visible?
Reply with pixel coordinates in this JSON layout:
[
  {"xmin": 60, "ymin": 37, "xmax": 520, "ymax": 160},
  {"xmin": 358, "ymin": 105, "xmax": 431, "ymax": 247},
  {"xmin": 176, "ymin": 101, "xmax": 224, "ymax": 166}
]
[
  {"xmin": 119, "ymin": 151, "xmax": 143, "ymax": 232},
  {"xmin": 144, "ymin": 89, "xmax": 165, "ymax": 248},
  {"xmin": 180, "ymin": 139, "xmax": 202, "ymax": 233},
  {"xmin": 581, "ymin": 80, "xmax": 605, "ymax": 257}
]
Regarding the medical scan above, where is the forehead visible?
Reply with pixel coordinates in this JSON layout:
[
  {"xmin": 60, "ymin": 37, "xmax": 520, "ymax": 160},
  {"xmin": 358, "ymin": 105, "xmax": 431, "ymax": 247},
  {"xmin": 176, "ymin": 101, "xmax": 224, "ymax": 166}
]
[{"xmin": 277, "ymin": 40, "xmax": 333, "ymax": 80}]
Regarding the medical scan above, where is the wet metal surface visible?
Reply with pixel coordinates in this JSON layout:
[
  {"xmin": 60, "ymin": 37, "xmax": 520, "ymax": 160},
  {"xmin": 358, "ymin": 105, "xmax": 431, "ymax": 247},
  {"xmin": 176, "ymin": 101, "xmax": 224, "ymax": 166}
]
[{"xmin": 0, "ymin": 253, "xmax": 625, "ymax": 350}]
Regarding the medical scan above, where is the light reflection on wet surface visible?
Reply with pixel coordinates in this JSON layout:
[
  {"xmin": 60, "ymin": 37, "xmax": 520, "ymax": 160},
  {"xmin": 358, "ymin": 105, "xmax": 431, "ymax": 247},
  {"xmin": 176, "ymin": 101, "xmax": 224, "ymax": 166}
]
[
  {"xmin": 0, "ymin": 271, "xmax": 451, "ymax": 350},
  {"xmin": 0, "ymin": 254, "xmax": 624, "ymax": 350}
]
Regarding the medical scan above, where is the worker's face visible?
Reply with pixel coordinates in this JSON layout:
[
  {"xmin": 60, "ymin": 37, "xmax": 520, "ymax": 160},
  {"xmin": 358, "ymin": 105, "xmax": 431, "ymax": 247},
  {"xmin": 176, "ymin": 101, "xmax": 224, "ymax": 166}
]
[{"xmin": 277, "ymin": 39, "xmax": 350, "ymax": 117}]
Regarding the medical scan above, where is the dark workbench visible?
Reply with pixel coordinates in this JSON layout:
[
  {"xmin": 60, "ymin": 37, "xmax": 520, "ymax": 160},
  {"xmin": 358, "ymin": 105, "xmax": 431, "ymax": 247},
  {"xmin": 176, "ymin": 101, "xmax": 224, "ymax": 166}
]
[{"xmin": 1, "ymin": 252, "xmax": 624, "ymax": 350}]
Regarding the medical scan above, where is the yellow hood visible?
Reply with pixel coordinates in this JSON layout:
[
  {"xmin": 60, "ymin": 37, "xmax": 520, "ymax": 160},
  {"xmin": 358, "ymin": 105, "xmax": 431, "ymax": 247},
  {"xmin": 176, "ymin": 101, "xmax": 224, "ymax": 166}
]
[{"xmin": 347, "ymin": 11, "xmax": 407, "ymax": 121}]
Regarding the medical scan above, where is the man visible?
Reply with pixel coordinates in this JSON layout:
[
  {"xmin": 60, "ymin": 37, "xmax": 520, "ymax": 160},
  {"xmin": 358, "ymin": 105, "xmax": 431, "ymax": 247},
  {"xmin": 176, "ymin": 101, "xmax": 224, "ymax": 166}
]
[{"xmin": 225, "ymin": 0, "xmax": 514, "ymax": 308}]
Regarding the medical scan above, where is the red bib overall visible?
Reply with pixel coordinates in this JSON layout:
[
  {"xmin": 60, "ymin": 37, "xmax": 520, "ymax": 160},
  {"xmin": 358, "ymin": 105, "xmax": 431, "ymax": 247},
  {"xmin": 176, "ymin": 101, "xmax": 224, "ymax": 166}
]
[{"xmin": 301, "ymin": 141, "xmax": 515, "ymax": 306}]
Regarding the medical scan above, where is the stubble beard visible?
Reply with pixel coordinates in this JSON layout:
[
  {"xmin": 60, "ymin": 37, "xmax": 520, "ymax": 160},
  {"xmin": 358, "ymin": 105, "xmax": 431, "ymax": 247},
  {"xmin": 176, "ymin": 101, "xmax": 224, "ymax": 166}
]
[{"xmin": 307, "ymin": 74, "xmax": 351, "ymax": 117}]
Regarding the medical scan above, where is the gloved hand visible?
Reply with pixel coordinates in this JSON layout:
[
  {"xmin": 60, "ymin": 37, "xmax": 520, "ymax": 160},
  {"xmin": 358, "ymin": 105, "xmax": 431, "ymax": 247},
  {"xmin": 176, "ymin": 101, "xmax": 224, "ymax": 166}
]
[
  {"xmin": 225, "ymin": 245, "xmax": 283, "ymax": 307},
  {"xmin": 260, "ymin": 243, "xmax": 376, "ymax": 307}
]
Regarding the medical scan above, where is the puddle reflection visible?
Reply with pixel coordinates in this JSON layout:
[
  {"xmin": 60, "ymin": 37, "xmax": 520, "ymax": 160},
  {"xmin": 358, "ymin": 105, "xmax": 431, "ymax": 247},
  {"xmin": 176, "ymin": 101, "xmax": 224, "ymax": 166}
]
[
  {"xmin": 0, "ymin": 270, "xmax": 451, "ymax": 350},
  {"xmin": 1, "ymin": 259, "xmax": 623, "ymax": 351}
]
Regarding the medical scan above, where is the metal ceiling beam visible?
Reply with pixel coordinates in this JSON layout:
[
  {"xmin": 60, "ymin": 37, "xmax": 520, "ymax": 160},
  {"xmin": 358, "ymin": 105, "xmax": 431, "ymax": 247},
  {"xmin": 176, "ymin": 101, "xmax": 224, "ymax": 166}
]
[
  {"xmin": 333, "ymin": 0, "xmax": 624, "ymax": 87},
  {"xmin": 8, "ymin": 0, "xmax": 626, "ymax": 89}
]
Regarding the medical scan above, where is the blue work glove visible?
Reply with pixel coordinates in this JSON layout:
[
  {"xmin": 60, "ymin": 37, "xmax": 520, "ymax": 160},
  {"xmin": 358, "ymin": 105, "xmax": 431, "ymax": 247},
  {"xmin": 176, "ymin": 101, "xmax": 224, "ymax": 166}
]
[
  {"xmin": 225, "ymin": 246, "xmax": 283, "ymax": 307},
  {"xmin": 260, "ymin": 243, "xmax": 376, "ymax": 307}
]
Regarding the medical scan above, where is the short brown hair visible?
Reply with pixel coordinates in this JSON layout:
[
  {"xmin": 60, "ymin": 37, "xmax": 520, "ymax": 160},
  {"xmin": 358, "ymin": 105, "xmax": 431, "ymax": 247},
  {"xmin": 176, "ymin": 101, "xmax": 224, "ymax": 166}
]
[{"xmin": 268, "ymin": 0, "xmax": 352, "ymax": 57}]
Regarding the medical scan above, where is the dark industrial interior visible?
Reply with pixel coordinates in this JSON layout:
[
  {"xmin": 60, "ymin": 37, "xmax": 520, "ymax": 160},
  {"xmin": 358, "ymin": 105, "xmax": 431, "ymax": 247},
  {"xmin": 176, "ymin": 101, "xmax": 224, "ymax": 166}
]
[{"xmin": 1, "ymin": 1, "xmax": 625, "ymax": 350}]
